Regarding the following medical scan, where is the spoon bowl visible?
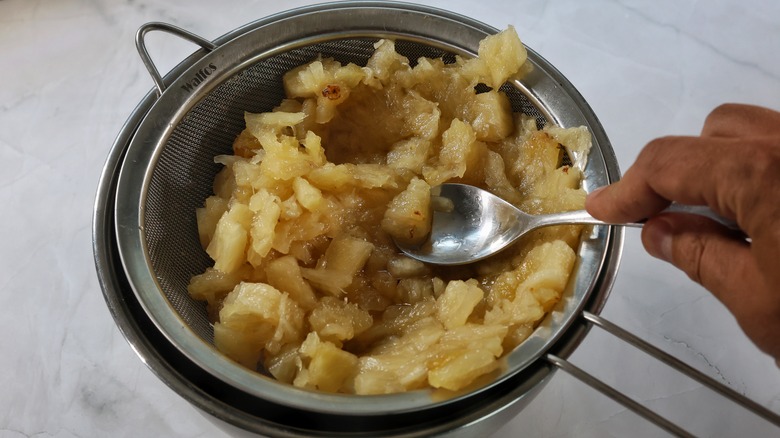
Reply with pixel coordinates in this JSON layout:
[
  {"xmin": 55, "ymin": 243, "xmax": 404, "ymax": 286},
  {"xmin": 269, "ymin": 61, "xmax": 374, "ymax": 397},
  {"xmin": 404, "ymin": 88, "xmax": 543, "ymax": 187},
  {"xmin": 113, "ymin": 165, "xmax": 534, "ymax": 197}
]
[{"xmin": 396, "ymin": 183, "xmax": 740, "ymax": 265}]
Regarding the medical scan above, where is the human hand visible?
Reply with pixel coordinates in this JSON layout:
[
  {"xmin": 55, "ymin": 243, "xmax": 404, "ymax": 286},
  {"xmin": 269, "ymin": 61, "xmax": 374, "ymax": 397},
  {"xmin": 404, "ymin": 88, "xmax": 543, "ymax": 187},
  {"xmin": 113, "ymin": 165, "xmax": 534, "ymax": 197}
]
[{"xmin": 585, "ymin": 103, "xmax": 780, "ymax": 362}]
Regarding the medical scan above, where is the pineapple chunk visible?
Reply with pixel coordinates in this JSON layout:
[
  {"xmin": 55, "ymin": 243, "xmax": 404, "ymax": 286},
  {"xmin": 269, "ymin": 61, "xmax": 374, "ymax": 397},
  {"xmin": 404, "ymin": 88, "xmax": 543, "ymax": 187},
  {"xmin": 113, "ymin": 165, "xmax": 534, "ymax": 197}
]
[
  {"xmin": 232, "ymin": 128, "xmax": 263, "ymax": 158},
  {"xmin": 353, "ymin": 370, "xmax": 405, "ymax": 395},
  {"xmin": 422, "ymin": 119, "xmax": 487, "ymax": 186},
  {"xmin": 387, "ymin": 138, "xmax": 431, "ymax": 173},
  {"xmin": 247, "ymin": 190, "xmax": 281, "ymax": 266},
  {"xmin": 196, "ymin": 195, "xmax": 229, "ymax": 248},
  {"xmin": 300, "ymin": 235, "xmax": 373, "ymax": 295},
  {"xmin": 529, "ymin": 166, "xmax": 586, "ymax": 214},
  {"xmin": 428, "ymin": 348, "xmax": 499, "ymax": 391},
  {"xmin": 232, "ymin": 159, "xmax": 265, "ymax": 192},
  {"xmin": 206, "ymin": 203, "xmax": 253, "ymax": 274},
  {"xmin": 350, "ymin": 164, "xmax": 399, "ymax": 189},
  {"xmin": 266, "ymin": 292, "xmax": 306, "ymax": 354},
  {"xmin": 213, "ymin": 322, "xmax": 269, "ymax": 368},
  {"xmin": 264, "ymin": 255, "xmax": 318, "ymax": 311},
  {"xmin": 461, "ymin": 26, "xmax": 527, "ymax": 89},
  {"xmin": 283, "ymin": 58, "xmax": 365, "ymax": 123},
  {"xmin": 466, "ymin": 90, "xmax": 514, "ymax": 142},
  {"xmin": 399, "ymin": 90, "xmax": 440, "ymax": 139},
  {"xmin": 292, "ymin": 177, "xmax": 324, "ymax": 211},
  {"xmin": 544, "ymin": 125, "xmax": 592, "ymax": 171},
  {"xmin": 320, "ymin": 235, "xmax": 375, "ymax": 277},
  {"xmin": 483, "ymin": 150, "xmax": 522, "ymax": 205},
  {"xmin": 212, "ymin": 165, "xmax": 236, "ymax": 200},
  {"xmin": 300, "ymin": 267, "xmax": 353, "ymax": 296},
  {"xmin": 485, "ymin": 241, "xmax": 575, "ymax": 326},
  {"xmin": 386, "ymin": 256, "xmax": 428, "ymax": 278},
  {"xmin": 438, "ymin": 324, "xmax": 508, "ymax": 358},
  {"xmin": 362, "ymin": 39, "xmax": 410, "ymax": 87},
  {"xmin": 358, "ymin": 354, "xmax": 430, "ymax": 391},
  {"xmin": 306, "ymin": 163, "xmax": 353, "ymax": 191},
  {"xmin": 265, "ymin": 344, "xmax": 300, "ymax": 384},
  {"xmin": 257, "ymin": 134, "xmax": 319, "ymax": 182},
  {"xmin": 396, "ymin": 278, "xmax": 435, "ymax": 304},
  {"xmin": 295, "ymin": 332, "xmax": 359, "ymax": 392},
  {"xmin": 215, "ymin": 282, "xmax": 304, "ymax": 364},
  {"xmin": 436, "ymin": 280, "xmax": 485, "ymax": 330},
  {"xmin": 187, "ymin": 266, "xmax": 249, "ymax": 308},
  {"xmin": 245, "ymin": 111, "xmax": 306, "ymax": 135},
  {"xmin": 518, "ymin": 240, "xmax": 576, "ymax": 293},
  {"xmin": 309, "ymin": 296, "xmax": 373, "ymax": 342},
  {"xmin": 219, "ymin": 282, "xmax": 283, "ymax": 330},
  {"xmin": 381, "ymin": 177, "xmax": 431, "ymax": 247}
]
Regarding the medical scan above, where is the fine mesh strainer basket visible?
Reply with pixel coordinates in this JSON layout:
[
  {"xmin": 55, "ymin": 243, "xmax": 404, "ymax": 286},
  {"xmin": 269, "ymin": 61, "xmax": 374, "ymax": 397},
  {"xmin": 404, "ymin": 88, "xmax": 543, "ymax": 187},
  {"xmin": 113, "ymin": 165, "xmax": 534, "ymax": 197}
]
[{"xmin": 94, "ymin": 2, "xmax": 780, "ymax": 436}]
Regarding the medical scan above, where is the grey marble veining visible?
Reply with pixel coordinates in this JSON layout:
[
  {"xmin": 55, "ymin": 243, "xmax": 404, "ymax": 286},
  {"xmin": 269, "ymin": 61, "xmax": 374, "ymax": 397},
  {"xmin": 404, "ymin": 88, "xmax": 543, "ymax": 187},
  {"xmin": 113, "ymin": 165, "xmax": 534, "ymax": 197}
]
[{"xmin": 1, "ymin": 0, "xmax": 778, "ymax": 437}]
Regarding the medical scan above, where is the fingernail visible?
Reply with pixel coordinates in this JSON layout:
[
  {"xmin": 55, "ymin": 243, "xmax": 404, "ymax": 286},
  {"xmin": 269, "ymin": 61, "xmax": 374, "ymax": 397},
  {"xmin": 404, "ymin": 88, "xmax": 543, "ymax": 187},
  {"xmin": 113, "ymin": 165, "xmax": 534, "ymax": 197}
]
[{"xmin": 643, "ymin": 217, "xmax": 674, "ymax": 262}]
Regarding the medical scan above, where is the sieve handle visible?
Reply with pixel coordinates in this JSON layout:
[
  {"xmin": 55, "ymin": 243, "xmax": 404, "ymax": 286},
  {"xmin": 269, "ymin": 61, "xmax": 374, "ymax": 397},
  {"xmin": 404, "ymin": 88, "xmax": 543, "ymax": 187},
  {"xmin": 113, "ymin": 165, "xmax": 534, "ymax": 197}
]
[
  {"xmin": 546, "ymin": 311, "xmax": 780, "ymax": 435},
  {"xmin": 135, "ymin": 22, "xmax": 218, "ymax": 96}
]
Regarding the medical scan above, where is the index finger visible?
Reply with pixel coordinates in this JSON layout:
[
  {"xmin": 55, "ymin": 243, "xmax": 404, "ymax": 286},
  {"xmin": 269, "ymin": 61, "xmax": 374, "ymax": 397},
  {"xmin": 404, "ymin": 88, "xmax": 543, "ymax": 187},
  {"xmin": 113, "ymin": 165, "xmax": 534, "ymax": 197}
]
[{"xmin": 585, "ymin": 135, "xmax": 768, "ymax": 232}]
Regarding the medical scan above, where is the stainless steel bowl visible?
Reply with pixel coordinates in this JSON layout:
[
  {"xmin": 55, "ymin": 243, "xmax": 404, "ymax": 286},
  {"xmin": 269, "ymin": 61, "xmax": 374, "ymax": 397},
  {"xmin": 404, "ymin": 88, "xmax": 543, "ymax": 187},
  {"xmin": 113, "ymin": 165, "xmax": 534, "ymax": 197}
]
[{"xmin": 94, "ymin": 2, "xmax": 623, "ymax": 436}]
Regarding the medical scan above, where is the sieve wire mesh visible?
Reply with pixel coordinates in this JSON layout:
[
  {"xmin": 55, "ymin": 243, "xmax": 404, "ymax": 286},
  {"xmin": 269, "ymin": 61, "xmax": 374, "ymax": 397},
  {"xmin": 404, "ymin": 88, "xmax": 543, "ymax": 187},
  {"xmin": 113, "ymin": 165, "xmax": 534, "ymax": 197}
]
[{"xmin": 143, "ymin": 37, "xmax": 547, "ymax": 344}]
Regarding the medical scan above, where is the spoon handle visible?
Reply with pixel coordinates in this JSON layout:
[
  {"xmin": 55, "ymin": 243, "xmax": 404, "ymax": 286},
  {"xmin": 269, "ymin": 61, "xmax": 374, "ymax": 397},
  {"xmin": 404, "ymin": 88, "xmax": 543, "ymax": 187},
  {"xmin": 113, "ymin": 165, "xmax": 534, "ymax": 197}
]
[{"xmin": 533, "ymin": 205, "xmax": 741, "ymax": 231}]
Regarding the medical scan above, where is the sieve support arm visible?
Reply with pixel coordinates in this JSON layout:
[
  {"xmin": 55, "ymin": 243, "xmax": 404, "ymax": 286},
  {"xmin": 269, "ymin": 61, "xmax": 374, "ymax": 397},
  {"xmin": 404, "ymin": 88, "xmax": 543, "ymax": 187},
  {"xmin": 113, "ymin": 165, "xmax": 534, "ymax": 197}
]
[
  {"xmin": 136, "ymin": 22, "xmax": 218, "ymax": 96},
  {"xmin": 547, "ymin": 311, "xmax": 780, "ymax": 435},
  {"xmin": 545, "ymin": 353, "xmax": 695, "ymax": 438}
]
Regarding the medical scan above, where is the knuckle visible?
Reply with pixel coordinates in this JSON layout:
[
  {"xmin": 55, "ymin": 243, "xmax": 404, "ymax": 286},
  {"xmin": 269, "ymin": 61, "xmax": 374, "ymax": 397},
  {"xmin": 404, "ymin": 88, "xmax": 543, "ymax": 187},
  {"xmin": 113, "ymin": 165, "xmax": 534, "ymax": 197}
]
[
  {"xmin": 702, "ymin": 103, "xmax": 748, "ymax": 136},
  {"xmin": 640, "ymin": 136, "xmax": 671, "ymax": 160},
  {"xmin": 709, "ymin": 103, "xmax": 743, "ymax": 120}
]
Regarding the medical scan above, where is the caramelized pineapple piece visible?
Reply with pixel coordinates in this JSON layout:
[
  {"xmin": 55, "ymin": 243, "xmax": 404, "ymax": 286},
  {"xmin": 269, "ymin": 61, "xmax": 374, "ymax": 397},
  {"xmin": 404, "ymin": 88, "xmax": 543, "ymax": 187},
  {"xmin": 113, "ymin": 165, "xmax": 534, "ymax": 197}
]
[
  {"xmin": 295, "ymin": 332, "xmax": 359, "ymax": 392},
  {"xmin": 284, "ymin": 58, "xmax": 365, "ymax": 123},
  {"xmin": 387, "ymin": 138, "xmax": 431, "ymax": 173},
  {"xmin": 309, "ymin": 296, "xmax": 373, "ymax": 343},
  {"xmin": 214, "ymin": 282, "xmax": 304, "ymax": 367},
  {"xmin": 206, "ymin": 203, "xmax": 254, "ymax": 274},
  {"xmin": 381, "ymin": 177, "xmax": 431, "ymax": 247},
  {"xmin": 188, "ymin": 266, "xmax": 248, "ymax": 304},
  {"xmin": 353, "ymin": 370, "xmax": 405, "ymax": 395},
  {"xmin": 362, "ymin": 39, "xmax": 410, "ymax": 88},
  {"xmin": 461, "ymin": 26, "xmax": 527, "ymax": 89},
  {"xmin": 436, "ymin": 280, "xmax": 485, "ymax": 330},
  {"xmin": 422, "ymin": 119, "xmax": 488, "ymax": 186},
  {"xmin": 246, "ymin": 190, "xmax": 281, "ymax": 266},
  {"xmin": 466, "ymin": 90, "xmax": 514, "ymax": 142},
  {"xmin": 428, "ymin": 348, "xmax": 499, "ymax": 391},
  {"xmin": 320, "ymin": 235, "xmax": 375, "ymax": 276},
  {"xmin": 292, "ymin": 177, "xmax": 324, "ymax": 211},
  {"xmin": 196, "ymin": 195, "xmax": 229, "ymax": 248},
  {"xmin": 264, "ymin": 255, "xmax": 318, "ymax": 311}
]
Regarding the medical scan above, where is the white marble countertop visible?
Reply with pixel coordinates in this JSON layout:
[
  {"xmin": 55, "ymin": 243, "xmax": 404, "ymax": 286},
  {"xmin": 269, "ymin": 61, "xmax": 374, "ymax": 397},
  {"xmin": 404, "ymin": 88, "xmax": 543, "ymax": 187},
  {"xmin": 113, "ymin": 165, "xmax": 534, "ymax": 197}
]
[{"xmin": 2, "ymin": 0, "xmax": 779, "ymax": 437}]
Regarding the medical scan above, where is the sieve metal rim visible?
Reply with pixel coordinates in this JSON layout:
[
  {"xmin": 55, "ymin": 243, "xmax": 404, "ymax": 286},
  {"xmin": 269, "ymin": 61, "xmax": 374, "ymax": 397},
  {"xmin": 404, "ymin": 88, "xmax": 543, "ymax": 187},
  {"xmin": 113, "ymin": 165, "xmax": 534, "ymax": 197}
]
[{"xmin": 112, "ymin": 0, "xmax": 622, "ymax": 417}]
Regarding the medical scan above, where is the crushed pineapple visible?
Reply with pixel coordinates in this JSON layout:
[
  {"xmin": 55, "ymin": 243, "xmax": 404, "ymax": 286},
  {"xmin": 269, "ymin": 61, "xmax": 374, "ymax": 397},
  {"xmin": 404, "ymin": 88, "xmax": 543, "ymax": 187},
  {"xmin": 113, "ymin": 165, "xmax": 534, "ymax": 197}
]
[{"xmin": 189, "ymin": 26, "xmax": 591, "ymax": 395}]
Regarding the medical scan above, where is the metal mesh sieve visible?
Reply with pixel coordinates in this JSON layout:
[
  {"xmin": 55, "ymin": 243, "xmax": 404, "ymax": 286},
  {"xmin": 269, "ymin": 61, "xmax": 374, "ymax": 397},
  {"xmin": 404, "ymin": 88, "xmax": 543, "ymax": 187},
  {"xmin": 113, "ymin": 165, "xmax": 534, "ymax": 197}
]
[
  {"xmin": 144, "ymin": 37, "xmax": 548, "ymax": 345},
  {"xmin": 113, "ymin": 1, "xmax": 621, "ymax": 420}
]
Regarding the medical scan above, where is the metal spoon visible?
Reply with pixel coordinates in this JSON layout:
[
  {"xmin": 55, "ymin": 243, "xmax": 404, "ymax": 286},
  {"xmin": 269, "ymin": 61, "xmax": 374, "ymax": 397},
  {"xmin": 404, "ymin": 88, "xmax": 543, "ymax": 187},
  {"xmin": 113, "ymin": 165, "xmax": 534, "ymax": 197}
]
[{"xmin": 395, "ymin": 183, "xmax": 741, "ymax": 265}]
